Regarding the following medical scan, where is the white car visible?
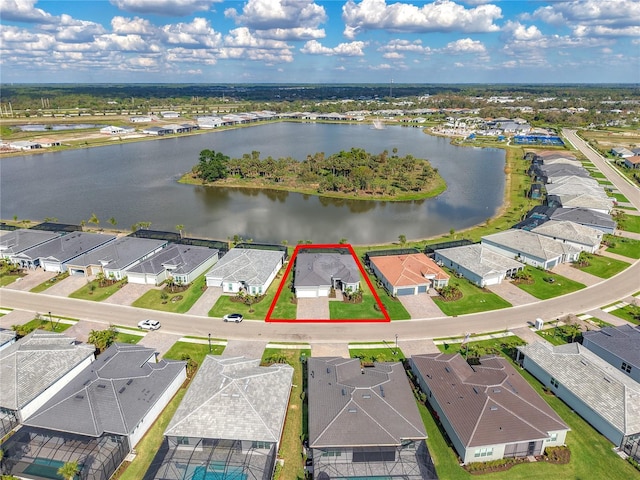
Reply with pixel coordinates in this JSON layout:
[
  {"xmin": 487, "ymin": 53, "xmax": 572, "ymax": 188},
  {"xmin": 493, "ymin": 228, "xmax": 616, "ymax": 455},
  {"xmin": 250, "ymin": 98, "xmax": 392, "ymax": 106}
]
[
  {"xmin": 138, "ymin": 319, "xmax": 161, "ymax": 330},
  {"xmin": 223, "ymin": 313, "xmax": 244, "ymax": 323}
]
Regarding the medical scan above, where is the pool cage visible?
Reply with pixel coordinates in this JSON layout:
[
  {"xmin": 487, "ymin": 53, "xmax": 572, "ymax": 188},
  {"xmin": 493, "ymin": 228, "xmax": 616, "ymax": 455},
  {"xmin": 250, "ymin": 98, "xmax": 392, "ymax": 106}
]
[
  {"xmin": 0, "ymin": 408, "xmax": 19, "ymax": 438},
  {"xmin": 2, "ymin": 426, "xmax": 129, "ymax": 480},
  {"xmin": 145, "ymin": 437, "xmax": 276, "ymax": 480}
]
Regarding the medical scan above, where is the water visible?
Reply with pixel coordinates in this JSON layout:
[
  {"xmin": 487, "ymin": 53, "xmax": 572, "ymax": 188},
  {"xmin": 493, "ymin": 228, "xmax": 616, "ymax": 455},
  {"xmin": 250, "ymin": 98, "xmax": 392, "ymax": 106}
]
[{"xmin": 0, "ymin": 123, "xmax": 505, "ymax": 244}]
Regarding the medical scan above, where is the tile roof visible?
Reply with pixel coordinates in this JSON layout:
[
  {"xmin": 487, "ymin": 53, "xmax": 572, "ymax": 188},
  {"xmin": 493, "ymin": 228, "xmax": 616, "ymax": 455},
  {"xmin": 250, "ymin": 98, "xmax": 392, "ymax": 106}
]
[
  {"xmin": 552, "ymin": 193, "xmax": 614, "ymax": 211},
  {"xmin": 295, "ymin": 253, "xmax": 360, "ymax": 288},
  {"xmin": 67, "ymin": 237, "xmax": 167, "ymax": 270},
  {"xmin": 0, "ymin": 330, "xmax": 95, "ymax": 411},
  {"xmin": 518, "ymin": 342, "xmax": 640, "ymax": 436},
  {"xmin": 370, "ymin": 253, "xmax": 449, "ymax": 287},
  {"xmin": 582, "ymin": 325, "xmax": 640, "ymax": 368},
  {"xmin": 165, "ymin": 356, "xmax": 293, "ymax": 442},
  {"xmin": 482, "ymin": 229, "xmax": 581, "ymax": 261},
  {"xmin": 0, "ymin": 229, "xmax": 62, "ymax": 256},
  {"xmin": 532, "ymin": 220, "xmax": 603, "ymax": 247},
  {"xmin": 126, "ymin": 244, "xmax": 217, "ymax": 275},
  {"xmin": 0, "ymin": 329, "xmax": 16, "ymax": 348},
  {"xmin": 23, "ymin": 343, "xmax": 185, "ymax": 437},
  {"xmin": 205, "ymin": 248, "xmax": 284, "ymax": 286},
  {"xmin": 435, "ymin": 244, "xmax": 524, "ymax": 278},
  {"xmin": 308, "ymin": 357, "xmax": 426, "ymax": 448},
  {"xmin": 411, "ymin": 353, "xmax": 568, "ymax": 448}
]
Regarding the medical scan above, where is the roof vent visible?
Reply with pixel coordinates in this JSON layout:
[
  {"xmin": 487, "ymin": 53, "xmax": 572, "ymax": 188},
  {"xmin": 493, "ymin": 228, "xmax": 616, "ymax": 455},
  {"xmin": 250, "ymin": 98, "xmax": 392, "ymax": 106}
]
[
  {"xmin": 362, "ymin": 394, "xmax": 371, "ymax": 399},
  {"xmin": 118, "ymin": 387, "xmax": 126, "ymax": 394},
  {"xmin": 341, "ymin": 389, "xmax": 346, "ymax": 396},
  {"xmin": 380, "ymin": 386, "xmax": 385, "ymax": 398},
  {"xmin": 490, "ymin": 406, "xmax": 498, "ymax": 411},
  {"xmin": 348, "ymin": 408, "xmax": 357, "ymax": 413},
  {"xmin": 75, "ymin": 394, "xmax": 84, "ymax": 400},
  {"xmin": 473, "ymin": 387, "xmax": 479, "ymax": 394},
  {"xmin": 493, "ymin": 388, "xmax": 501, "ymax": 393},
  {"xmin": 604, "ymin": 377, "xmax": 611, "ymax": 383},
  {"xmin": 326, "ymin": 368, "xmax": 330, "ymax": 374},
  {"xmin": 127, "ymin": 379, "xmax": 133, "ymax": 385},
  {"xmin": 445, "ymin": 367, "xmax": 450, "ymax": 373},
  {"xmin": 97, "ymin": 384, "xmax": 106, "ymax": 389}
]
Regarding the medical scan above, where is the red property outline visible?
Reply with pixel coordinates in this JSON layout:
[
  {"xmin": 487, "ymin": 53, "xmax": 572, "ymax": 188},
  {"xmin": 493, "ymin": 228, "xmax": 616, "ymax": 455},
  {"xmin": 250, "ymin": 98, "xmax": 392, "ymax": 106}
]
[{"xmin": 265, "ymin": 244, "xmax": 390, "ymax": 323}]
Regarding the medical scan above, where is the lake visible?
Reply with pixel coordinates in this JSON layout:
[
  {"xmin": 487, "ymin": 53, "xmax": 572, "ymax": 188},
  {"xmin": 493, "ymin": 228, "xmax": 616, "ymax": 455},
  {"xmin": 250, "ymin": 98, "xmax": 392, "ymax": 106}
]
[{"xmin": 0, "ymin": 122, "xmax": 505, "ymax": 244}]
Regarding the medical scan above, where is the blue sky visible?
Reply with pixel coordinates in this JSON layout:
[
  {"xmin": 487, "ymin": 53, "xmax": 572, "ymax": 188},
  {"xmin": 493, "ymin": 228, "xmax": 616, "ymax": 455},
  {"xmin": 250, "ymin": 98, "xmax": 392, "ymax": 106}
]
[{"xmin": 1, "ymin": 0, "xmax": 638, "ymax": 84}]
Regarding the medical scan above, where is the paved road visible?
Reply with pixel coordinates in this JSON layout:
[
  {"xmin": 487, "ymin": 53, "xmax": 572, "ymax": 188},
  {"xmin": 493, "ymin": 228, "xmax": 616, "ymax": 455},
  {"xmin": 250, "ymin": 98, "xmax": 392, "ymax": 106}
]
[{"xmin": 1, "ymin": 131, "xmax": 638, "ymax": 343}]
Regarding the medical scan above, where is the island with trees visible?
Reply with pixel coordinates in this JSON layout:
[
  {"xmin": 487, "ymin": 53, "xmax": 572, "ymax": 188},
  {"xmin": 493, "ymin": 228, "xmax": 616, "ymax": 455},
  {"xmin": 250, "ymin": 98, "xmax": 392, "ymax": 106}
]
[{"xmin": 181, "ymin": 147, "xmax": 446, "ymax": 201}]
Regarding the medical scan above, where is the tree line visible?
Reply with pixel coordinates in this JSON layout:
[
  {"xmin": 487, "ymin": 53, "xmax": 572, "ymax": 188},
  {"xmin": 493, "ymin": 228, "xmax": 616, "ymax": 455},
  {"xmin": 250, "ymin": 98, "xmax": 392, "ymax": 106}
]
[{"xmin": 192, "ymin": 147, "xmax": 442, "ymax": 197}]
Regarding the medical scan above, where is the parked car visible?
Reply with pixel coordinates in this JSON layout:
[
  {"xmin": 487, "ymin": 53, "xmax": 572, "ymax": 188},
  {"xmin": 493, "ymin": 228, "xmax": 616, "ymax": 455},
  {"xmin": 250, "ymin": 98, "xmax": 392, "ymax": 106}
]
[
  {"xmin": 223, "ymin": 313, "xmax": 243, "ymax": 323},
  {"xmin": 138, "ymin": 319, "xmax": 161, "ymax": 330}
]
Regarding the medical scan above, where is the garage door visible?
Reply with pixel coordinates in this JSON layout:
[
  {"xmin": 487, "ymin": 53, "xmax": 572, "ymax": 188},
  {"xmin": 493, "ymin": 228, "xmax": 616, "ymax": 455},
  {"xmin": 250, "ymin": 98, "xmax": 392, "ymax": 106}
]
[
  {"xmin": 396, "ymin": 287, "xmax": 416, "ymax": 296},
  {"xmin": 417, "ymin": 285, "xmax": 428, "ymax": 293},
  {"xmin": 296, "ymin": 288, "xmax": 319, "ymax": 298},
  {"xmin": 206, "ymin": 277, "xmax": 222, "ymax": 287}
]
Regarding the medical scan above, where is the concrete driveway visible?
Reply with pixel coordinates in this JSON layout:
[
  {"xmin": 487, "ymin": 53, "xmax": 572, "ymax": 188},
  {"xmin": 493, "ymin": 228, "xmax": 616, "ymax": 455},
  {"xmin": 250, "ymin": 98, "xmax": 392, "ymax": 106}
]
[
  {"xmin": 139, "ymin": 330, "xmax": 182, "ymax": 357},
  {"xmin": 399, "ymin": 293, "xmax": 445, "ymax": 319},
  {"xmin": 551, "ymin": 263, "xmax": 602, "ymax": 287},
  {"xmin": 103, "ymin": 283, "xmax": 158, "ymax": 306},
  {"xmin": 486, "ymin": 281, "xmax": 538, "ymax": 307},
  {"xmin": 187, "ymin": 286, "xmax": 223, "ymax": 316},
  {"xmin": 4, "ymin": 269, "xmax": 56, "ymax": 291},
  {"xmin": 297, "ymin": 297, "xmax": 329, "ymax": 320},
  {"xmin": 43, "ymin": 274, "xmax": 90, "ymax": 296},
  {"xmin": 222, "ymin": 339, "xmax": 267, "ymax": 358},
  {"xmin": 311, "ymin": 343, "xmax": 350, "ymax": 357}
]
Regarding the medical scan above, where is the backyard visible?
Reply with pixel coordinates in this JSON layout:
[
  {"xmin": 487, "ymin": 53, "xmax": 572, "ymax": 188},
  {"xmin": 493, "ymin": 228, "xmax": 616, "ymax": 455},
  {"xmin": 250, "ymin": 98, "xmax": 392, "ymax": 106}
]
[
  {"xmin": 132, "ymin": 275, "xmax": 207, "ymax": 313},
  {"xmin": 514, "ymin": 267, "xmax": 586, "ymax": 300}
]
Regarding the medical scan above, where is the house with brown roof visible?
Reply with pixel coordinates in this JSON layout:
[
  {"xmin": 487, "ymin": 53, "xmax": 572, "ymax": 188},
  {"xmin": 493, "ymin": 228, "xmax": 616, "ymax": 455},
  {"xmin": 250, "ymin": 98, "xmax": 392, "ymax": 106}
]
[
  {"xmin": 370, "ymin": 253, "xmax": 449, "ymax": 296},
  {"xmin": 624, "ymin": 155, "xmax": 640, "ymax": 169},
  {"xmin": 410, "ymin": 353, "xmax": 569, "ymax": 464}
]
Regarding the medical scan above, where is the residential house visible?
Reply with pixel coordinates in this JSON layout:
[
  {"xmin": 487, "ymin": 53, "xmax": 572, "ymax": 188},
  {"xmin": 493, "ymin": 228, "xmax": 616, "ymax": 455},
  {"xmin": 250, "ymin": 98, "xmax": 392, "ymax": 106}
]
[
  {"xmin": 531, "ymin": 220, "xmax": 603, "ymax": 253},
  {"xmin": 533, "ymin": 151, "xmax": 578, "ymax": 164},
  {"xmin": 126, "ymin": 244, "xmax": 219, "ymax": 286},
  {"xmin": 294, "ymin": 252, "xmax": 360, "ymax": 298},
  {"xmin": 624, "ymin": 155, "xmax": 640, "ymax": 169},
  {"xmin": 12, "ymin": 232, "xmax": 116, "ymax": 272},
  {"xmin": 410, "ymin": 353, "xmax": 569, "ymax": 464},
  {"xmin": 547, "ymin": 193, "xmax": 614, "ymax": 214},
  {"xmin": 308, "ymin": 357, "xmax": 437, "ymax": 479},
  {"xmin": 129, "ymin": 116, "xmax": 152, "ymax": 123},
  {"xmin": 0, "ymin": 229, "xmax": 63, "ymax": 263},
  {"xmin": 611, "ymin": 147, "xmax": 634, "ymax": 158},
  {"xmin": 481, "ymin": 229, "xmax": 581, "ymax": 269},
  {"xmin": 549, "ymin": 207, "xmax": 617, "ymax": 234},
  {"xmin": 100, "ymin": 126, "xmax": 135, "ymax": 135},
  {"xmin": 544, "ymin": 182, "xmax": 609, "ymax": 199},
  {"xmin": 3, "ymin": 344, "xmax": 186, "ymax": 480},
  {"xmin": 582, "ymin": 325, "xmax": 640, "ymax": 384},
  {"xmin": 369, "ymin": 252, "xmax": 449, "ymax": 296},
  {"xmin": 0, "ymin": 329, "xmax": 16, "ymax": 352},
  {"xmin": 517, "ymin": 342, "xmax": 640, "ymax": 461},
  {"xmin": 434, "ymin": 244, "xmax": 525, "ymax": 287},
  {"xmin": 0, "ymin": 330, "xmax": 95, "ymax": 438},
  {"xmin": 205, "ymin": 247, "xmax": 285, "ymax": 295},
  {"xmin": 147, "ymin": 356, "xmax": 293, "ymax": 480},
  {"xmin": 64, "ymin": 236, "xmax": 167, "ymax": 279}
]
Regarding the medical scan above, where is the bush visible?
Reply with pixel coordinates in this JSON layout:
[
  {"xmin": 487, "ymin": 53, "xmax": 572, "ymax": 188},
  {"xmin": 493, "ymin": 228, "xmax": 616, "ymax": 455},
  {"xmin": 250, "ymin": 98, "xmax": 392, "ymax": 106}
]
[{"xmin": 545, "ymin": 446, "xmax": 571, "ymax": 464}]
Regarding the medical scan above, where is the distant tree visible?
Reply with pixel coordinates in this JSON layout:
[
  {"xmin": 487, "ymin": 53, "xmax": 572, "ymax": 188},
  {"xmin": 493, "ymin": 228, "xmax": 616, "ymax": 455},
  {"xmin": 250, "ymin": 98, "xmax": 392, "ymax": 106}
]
[
  {"xmin": 339, "ymin": 238, "xmax": 348, "ymax": 244},
  {"xmin": 108, "ymin": 217, "xmax": 117, "ymax": 228},
  {"xmin": 196, "ymin": 149, "xmax": 229, "ymax": 182},
  {"xmin": 176, "ymin": 224, "xmax": 184, "ymax": 238},
  {"xmin": 398, "ymin": 234, "xmax": 406, "ymax": 246},
  {"xmin": 88, "ymin": 213, "xmax": 100, "ymax": 229}
]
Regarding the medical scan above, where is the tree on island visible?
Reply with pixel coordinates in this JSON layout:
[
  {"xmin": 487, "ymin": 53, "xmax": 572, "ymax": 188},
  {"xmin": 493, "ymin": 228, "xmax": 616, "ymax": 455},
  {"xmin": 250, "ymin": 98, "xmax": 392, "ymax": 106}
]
[{"xmin": 195, "ymin": 149, "xmax": 229, "ymax": 183}]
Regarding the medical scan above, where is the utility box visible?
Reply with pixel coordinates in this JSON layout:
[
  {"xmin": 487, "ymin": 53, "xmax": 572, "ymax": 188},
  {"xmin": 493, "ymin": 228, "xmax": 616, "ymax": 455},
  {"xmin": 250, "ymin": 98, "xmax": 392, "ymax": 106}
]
[{"xmin": 535, "ymin": 318, "xmax": 544, "ymax": 330}]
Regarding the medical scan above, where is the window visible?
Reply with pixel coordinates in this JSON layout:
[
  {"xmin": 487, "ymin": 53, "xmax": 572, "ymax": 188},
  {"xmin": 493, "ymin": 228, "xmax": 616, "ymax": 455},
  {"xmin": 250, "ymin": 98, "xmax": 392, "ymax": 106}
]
[
  {"xmin": 546, "ymin": 433, "xmax": 558, "ymax": 443},
  {"xmin": 550, "ymin": 377, "xmax": 559, "ymax": 388},
  {"xmin": 321, "ymin": 449, "xmax": 342, "ymax": 457},
  {"xmin": 622, "ymin": 362, "xmax": 632, "ymax": 374},
  {"xmin": 474, "ymin": 447, "xmax": 493, "ymax": 458},
  {"xmin": 251, "ymin": 441, "xmax": 270, "ymax": 450},
  {"xmin": 177, "ymin": 437, "xmax": 189, "ymax": 445}
]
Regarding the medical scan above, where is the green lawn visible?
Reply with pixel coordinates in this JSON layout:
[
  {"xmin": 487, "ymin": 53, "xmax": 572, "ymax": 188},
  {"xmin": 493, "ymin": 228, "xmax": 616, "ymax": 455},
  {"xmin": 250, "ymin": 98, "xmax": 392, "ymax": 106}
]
[
  {"xmin": 433, "ymin": 278, "xmax": 512, "ymax": 316},
  {"xmin": 349, "ymin": 345, "xmax": 405, "ymax": 362},
  {"xmin": 617, "ymin": 214, "xmax": 640, "ymax": 234},
  {"xmin": 163, "ymin": 341, "xmax": 226, "ymax": 365},
  {"xmin": 132, "ymin": 275, "xmax": 207, "ymax": 313},
  {"xmin": 604, "ymin": 235, "xmax": 640, "ymax": 258},
  {"xmin": 514, "ymin": 267, "xmax": 586, "ymax": 300},
  {"xmin": 267, "ymin": 269, "xmax": 297, "ymax": 320},
  {"xmin": 17, "ymin": 317, "xmax": 75, "ymax": 334},
  {"xmin": 69, "ymin": 278, "xmax": 128, "ymax": 301},
  {"xmin": 608, "ymin": 304, "xmax": 640, "ymax": 325},
  {"xmin": 573, "ymin": 253, "xmax": 630, "ymax": 278},
  {"xmin": 30, "ymin": 271, "xmax": 69, "ymax": 293},
  {"xmin": 364, "ymin": 270, "xmax": 411, "ymax": 320},
  {"xmin": 611, "ymin": 192, "xmax": 630, "ymax": 203},
  {"xmin": 0, "ymin": 263, "xmax": 25, "ymax": 286},
  {"xmin": 589, "ymin": 171, "xmax": 606, "ymax": 179},
  {"xmin": 114, "ymin": 331, "xmax": 143, "ymax": 344},
  {"xmin": 329, "ymin": 287, "xmax": 386, "ymax": 320},
  {"xmin": 437, "ymin": 335, "xmax": 526, "ymax": 358}
]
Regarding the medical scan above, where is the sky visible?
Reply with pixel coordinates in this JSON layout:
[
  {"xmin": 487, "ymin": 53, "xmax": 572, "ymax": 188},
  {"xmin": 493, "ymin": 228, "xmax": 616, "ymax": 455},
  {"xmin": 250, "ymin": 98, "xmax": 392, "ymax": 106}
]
[{"xmin": 0, "ymin": 0, "xmax": 638, "ymax": 84}]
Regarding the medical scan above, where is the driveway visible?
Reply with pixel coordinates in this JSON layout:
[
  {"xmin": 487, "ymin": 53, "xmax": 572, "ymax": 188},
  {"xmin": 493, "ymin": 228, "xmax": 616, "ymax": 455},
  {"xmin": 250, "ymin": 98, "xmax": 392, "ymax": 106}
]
[
  {"xmin": 138, "ymin": 330, "xmax": 182, "ymax": 357},
  {"xmin": 551, "ymin": 263, "xmax": 602, "ymax": 287},
  {"xmin": 311, "ymin": 343, "xmax": 350, "ymax": 357},
  {"xmin": 64, "ymin": 319, "xmax": 111, "ymax": 343},
  {"xmin": 43, "ymin": 274, "xmax": 89, "ymax": 297},
  {"xmin": 0, "ymin": 308, "xmax": 35, "ymax": 329},
  {"xmin": 222, "ymin": 339, "xmax": 267, "ymax": 358},
  {"xmin": 297, "ymin": 297, "xmax": 329, "ymax": 320},
  {"xmin": 186, "ymin": 286, "xmax": 223, "ymax": 316},
  {"xmin": 103, "ymin": 283, "xmax": 158, "ymax": 306},
  {"xmin": 397, "ymin": 338, "xmax": 440, "ymax": 356},
  {"xmin": 486, "ymin": 281, "xmax": 538, "ymax": 307},
  {"xmin": 399, "ymin": 293, "xmax": 445, "ymax": 318},
  {"xmin": 4, "ymin": 269, "xmax": 56, "ymax": 291}
]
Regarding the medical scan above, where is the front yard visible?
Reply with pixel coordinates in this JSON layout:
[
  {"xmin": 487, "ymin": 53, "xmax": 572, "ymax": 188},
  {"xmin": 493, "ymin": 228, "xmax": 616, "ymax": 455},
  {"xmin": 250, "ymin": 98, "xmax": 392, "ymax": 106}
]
[
  {"xmin": 603, "ymin": 235, "xmax": 640, "ymax": 259},
  {"xmin": 164, "ymin": 340, "xmax": 226, "ymax": 366},
  {"xmin": 349, "ymin": 344, "xmax": 405, "ymax": 362},
  {"xmin": 329, "ymin": 287, "xmax": 387, "ymax": 320},
  {"xmin": 572, "ymin": 253, "xmax": 630, "ymax": 278},
  {"xmin": 69, "ymin": 278, "xmax": 128, "ymax": 302},
  {"xmin": 0, "ymin": 260, "xmax": 25, "ymax": 287},
  {"xmin": 132, "ymin": 275, "xmax": 207, "ymax": 313},
  {"xmin": 364, "ymin": 269, "xmax": 411, "ymax": 320},
  {"xmin": 13, "ymin": 316, "xmax": 75, "ymax": 336},
  {"xmin": 432, "ymin": 277, "xmax": 512, "ymax": 316},
  {"xmin": 615, "ymin": 213, "xmax": 640, "ymax": 234},
  {"xmin": 30, "ymin": 271, "xmax": 69, "ymax": 293},
  {"xmin": 514, "ymin": 267, "xmax": 586, "ymax": 300},
  {"xmin": 608, "ymin": 304, "xmax": 640, "ymax": 325}
]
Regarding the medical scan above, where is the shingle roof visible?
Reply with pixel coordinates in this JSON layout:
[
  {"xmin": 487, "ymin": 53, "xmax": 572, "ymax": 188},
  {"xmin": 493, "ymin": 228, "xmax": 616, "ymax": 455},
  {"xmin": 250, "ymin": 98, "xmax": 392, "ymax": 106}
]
[
  {"xmin": 23, "ymin": 343, "xmax": 185, "ymax": 437},
  {"xmin": 532, "ymin": 220, "xmax": 602, "ymax": 247},
  {"xmin": 549, "ymin": 208, "xmax": 616, "ymax": 230},
  {"xmin": 370, "ymin": 253, "xmax": 449, "ymax": 287},
  {"xmin": 482, "ymin": 229, "xmax": 580, "ymax": 261},
  {"xmin": 164, "ymin": 356, "xmax": 293, "ymax": 442},
  {"xmin": 67, "ymin": 237, "xmax": 167, "ymax": 270},
  {"xmin": 308, "ymin": 357, "xmax": 426, "ymax": 448},
  {"xmin": 435, "ymin": 244, "xmax": 524, "ymax": 278},
  {"xmin": 126, "ymin": 244, "xmax": 217, "ymax": 275},
  {"xmin": 411, "ymin": 353, "xmax": 568, "ymax": 448},
  {"xmin": 205, "ymin": 248, "xmax": 284, "ymax": 286},
  {"xmin": 0, "ymin": 329, "xmax": 16, "ymax": 348},
  {"xmin": 552, "ymin": 193, "xmax": 614, "ymax": 211},
  {"xmin": 518, "ymin": 342, "xmax": 640, "ymax": 436},
  {"xmin": 0, "ymin": 229, "xmax": 62, "ymax": 256},
  {"xmin": 0, "ymin": 330, "xmax": 95, "ymax": 411},
  {"xmin": 18, "ymin": 232, "xmax": 116, "ymax": 263},
  {"xmin": 582, "ymin": 325, "xmax": 640, "ymax": 369},
  {"xmin": 295, "ymin": 253, "xmax": 360, "ymax": 288}
]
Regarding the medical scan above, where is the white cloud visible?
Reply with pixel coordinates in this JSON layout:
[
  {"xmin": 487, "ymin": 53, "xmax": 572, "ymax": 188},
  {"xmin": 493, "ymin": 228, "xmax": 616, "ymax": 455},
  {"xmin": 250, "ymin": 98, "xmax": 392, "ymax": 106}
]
[
  {"xmin": 574, "ymin": 25, "xmax": 640, "ymax": 37},
  {"xmin": 369, "ymin": 63, "xmax": 392, "ymax": 70},
  {"xmin": 110, "ymin": 0, "xmax": 220, "ymax": 16},
  {"xmin": 253, "ymin": 27, "xmax": 325, "ymax": 41},
  {"xmin": 443, "ymin": 38, "xmax": 486, "ymax": 54},
  {"xmin": 342, "ymin": 0, "xmax": 502, "ymax": 39},
  {"xmin": 220, "ymin": 28, "xmax": 294, "ymax": 62},
  {"xmin": 162, "ymin": 18, "xmax": 223, "ymax": 47},
  {"xmin": 0, "ymin": 0, "xmax": 55, "ymax": 23},
  {"xmin": 300, "ymin": 39, "xmax": 366, "ymax": 56},
  {"xmin": 382, "ymin": 51, "xmax": 404, "ymax": 59},
  {"xmin": 378, "ymin": 39, "xmax": 431, "ymax": 55},
  {"xmin": 94, "ymin": 34, "xmax": 153, "ymax": 52},
  {"xmin": 111, "ymin": 16, "xmax": 155, "ymax": 35},
  {"xmin": 502, "ymin": 20, "xmax": 542, "ymax": 41},
  {"xmin": 52, "ymin": 15, "xmax": 106, "ymax": 43}
]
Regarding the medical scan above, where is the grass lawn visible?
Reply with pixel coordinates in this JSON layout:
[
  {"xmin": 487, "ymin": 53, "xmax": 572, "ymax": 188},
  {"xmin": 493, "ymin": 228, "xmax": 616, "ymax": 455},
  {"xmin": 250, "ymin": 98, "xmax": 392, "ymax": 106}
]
[
  {"xmin": 608, "ymin": 304, "xmax": 640, "ymax": 325},
  {"xmin": 118, "ymin": 388, "xmax": 186, "ymax": 480},
  {"xmin": 573, "ymin": 253, "xmax": 630, "ymax": 278},
  {"xmin": 329, "ymin": 287, "xmax": 386, "ymax": 320},
  {"xmin": 114, "ymin": 331, "xmax": 143, "ymax": 344},
  {"xmin": 514, "ymin": 267, "xmax": 586, "ymax": 300},
  {"xmin": 589, "ymin": 171, "xmax": 606, "ymax": 179},
  {"xmin": 267, "ymin": 269, "xmax": 297, "ymax": 320},
  {"xmin": 611, "ymin": 192, "xmax": 630, "ymax": 203},
  {"xmin": 164, "ymin": 341, "xmax": 226, "ymax": 365},
  {"xmin": 30, "ymin": 271, "xmax": 69, "ymax": 293},
  {"xmin": 364, "ymin": 270, "xmax": 411, "ymax": 320},
  {"xmin": 433, "ymin": 278, "xmax": 512, "ymax": 316},
  {"xmin": 17, "ymin": 317, "xmax": 75, "ymax": 334},
  {"xmin": 349, "ymin": 346, "xmax": 405, "ymax": 362},
  {"xmin": 69, "ymin": 278, "xmax": 128, "ymax": 302},
  {"xmin": 617, "ymin": 213, "xmax": 640, "ymax": 234},
  {"xmin": 132, "ymin": 275, "xmax": 207, "ymax": 313},
  {"xmin": 437, "ymin": 335, "xmax": 526, "ymax": 358},
  {"xmin": 260, "ymin": 348, "xmax": 310, "ymax": 480},
  {"xmin": 209, "ymin": 268, "xmax": 287, "ymax": 320},
  {"xmin": 0, "ymin": 262, "xmax": 25, "ymax": 286},
  {"xmin": 604, "ymin": 235, "xmax": 640, "ymax": 259}
]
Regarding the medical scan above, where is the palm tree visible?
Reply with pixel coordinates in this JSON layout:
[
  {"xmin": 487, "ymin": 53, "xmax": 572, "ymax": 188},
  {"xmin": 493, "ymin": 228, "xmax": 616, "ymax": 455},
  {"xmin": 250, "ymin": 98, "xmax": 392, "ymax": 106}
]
[
  {"xmin": 57, "ymin": 460, "xmax": 79, "ymax": 480},
  {"xmin": 398, "ymin": 234, "xmax": 406, "ymax": 246},
  {"xmin": 88, "ymin": 213, "xmax": 100, "ymax": 230},
  {"xmin": 108, "ymin": 217, "xmax": 117, "ymax": 228},
  {"xmin": 176, "ymin": 224, "xmax": 184, "ymax": 238}
]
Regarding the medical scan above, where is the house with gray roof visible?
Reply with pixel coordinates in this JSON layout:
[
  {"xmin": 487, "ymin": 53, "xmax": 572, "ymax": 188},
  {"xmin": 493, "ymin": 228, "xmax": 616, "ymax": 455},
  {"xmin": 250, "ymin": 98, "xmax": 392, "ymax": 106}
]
[
  {"xmin": 548, "ymin": 192, "xmax": 614, "ymax": 214},
  {"xmin": 3, "ymin": 343, "xmax": 186, "ymax": 480},
  {"xmin": 307, "ymin": 357, "xmax": 437, "ymax": 480},
  {"xmin": 0, "ymin": 328, "xmax": 17, "ymax": 352},
  {"xmin": 205, "ymin": 247, "xmax": 285, "ymax": 295},
  {"xmin": 531, "ymin": 220, "xmax": 603, "ymax": 253},
  {"xmin": 0, "ymin": 330, "xmax": 95, "ymax": 438},
  {"xmin": 611, "ymin": 146, "xmax": 634, "ymax": 158},
  {"xmin": 517, "ymin": 342, "xmax": 640, "ymax": 461},
  {"xmin": 544, "ymin": 182, "xmax": 608, "ymax": 199},
  {"xmin": 147, "ymin": 356, "xmax": 293, "ymax": 480},
  {"xmin": 582, "ymin": 325, "xmax": 640, "ymax": 384},
  {"xmin": 294, "ymin": 252, "xmax": 360, "ymax": 298},
  {"xmin": 64, "ymin": 236, "xmax": 168, "ymax": 279},
  {"xmin": 410, "ymin": 353, "xmax": 569, "ymax": 464},
  {"xmin": 11, "ymin": 231, "xmax": 116, "ymax": 271},
  {"xmin": 434, "ymin": 243, "xmax": 525, "ymax": 287},
  {"xmin": 126, "ymin": 244, "xmax": 218, "ymax": 285},
  {"xmin": 482, "ymin": 229, "xmax": 581, "ymax": 269},
  {"xmin": 0, "ymin": 229, "xmax": 63, "ymax": 262},
  {"xmin": 549, "ymin": 207, "xmax": 617, "ymax": 234}
]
